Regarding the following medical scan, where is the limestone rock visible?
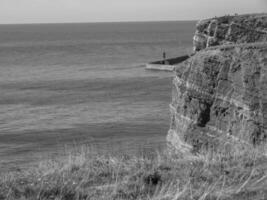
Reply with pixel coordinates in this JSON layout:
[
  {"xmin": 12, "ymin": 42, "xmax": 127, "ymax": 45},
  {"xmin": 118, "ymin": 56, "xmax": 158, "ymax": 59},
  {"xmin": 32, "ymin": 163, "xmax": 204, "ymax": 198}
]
[
  {"xmin": 193, "ymin": 14, "xmax": 267, "ymax": 52},
  {"xmin": 168, "ymin": 14, "xmax": 267, "ymax": 153}
]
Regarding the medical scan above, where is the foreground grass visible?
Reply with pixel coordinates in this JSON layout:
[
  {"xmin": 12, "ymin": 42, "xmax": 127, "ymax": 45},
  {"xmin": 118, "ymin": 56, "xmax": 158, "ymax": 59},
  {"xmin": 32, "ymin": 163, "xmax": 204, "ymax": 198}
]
[{"xmin": 0, "ymin": 142, "xmax": 267, "ymax": 200}]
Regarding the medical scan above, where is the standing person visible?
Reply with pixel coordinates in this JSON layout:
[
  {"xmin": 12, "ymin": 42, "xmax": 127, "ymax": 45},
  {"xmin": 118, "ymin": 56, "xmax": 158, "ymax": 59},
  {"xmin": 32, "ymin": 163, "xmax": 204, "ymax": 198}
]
[{"xmin": 163, "ymin": 51, "xmax": 166, "ymax": 64}]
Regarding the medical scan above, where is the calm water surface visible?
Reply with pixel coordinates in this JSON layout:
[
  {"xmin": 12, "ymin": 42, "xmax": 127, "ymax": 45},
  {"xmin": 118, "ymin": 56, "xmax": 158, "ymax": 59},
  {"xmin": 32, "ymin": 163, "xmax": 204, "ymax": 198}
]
[{"xmin": 0, "ymin": 21, "xmax": 195, "ymax": 171}]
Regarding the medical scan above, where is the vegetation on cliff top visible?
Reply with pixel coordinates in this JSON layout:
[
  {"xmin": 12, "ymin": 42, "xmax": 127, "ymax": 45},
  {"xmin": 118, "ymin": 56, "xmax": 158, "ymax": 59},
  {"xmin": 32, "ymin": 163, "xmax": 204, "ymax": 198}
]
[{"xmin": 0, "ymin": 141, "xmax": 266, "ymax": 200}]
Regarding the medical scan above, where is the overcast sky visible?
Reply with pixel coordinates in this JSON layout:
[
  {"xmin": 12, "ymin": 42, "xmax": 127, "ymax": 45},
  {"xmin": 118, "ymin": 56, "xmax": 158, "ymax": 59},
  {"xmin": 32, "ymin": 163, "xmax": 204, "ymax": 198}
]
[{"xmin": 0, "ymin": 0, "xmax": 266, "ymax": 24}]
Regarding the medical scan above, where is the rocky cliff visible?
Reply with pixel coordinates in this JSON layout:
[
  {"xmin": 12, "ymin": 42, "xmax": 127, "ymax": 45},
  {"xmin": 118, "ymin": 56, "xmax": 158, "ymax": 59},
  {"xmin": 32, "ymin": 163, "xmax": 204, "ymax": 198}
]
[
  {"xmin": 193, "ymin": 14, "xmax": 267, "ymax": 51},
  {"xmin": 168, "ymin": 14, "xmax": 267, "ymax": 153}
]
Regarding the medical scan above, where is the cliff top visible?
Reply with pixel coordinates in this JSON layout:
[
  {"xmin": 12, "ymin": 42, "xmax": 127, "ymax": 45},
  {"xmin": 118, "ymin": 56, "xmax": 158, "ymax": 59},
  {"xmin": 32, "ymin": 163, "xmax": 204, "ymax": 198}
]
[
  {"xmin": 193, "ymin": 13, "xmax": 267, "ymax": 52},
  {"xmin": 197, "ymin": 13, "xmax": 267, "ymax": 32}
]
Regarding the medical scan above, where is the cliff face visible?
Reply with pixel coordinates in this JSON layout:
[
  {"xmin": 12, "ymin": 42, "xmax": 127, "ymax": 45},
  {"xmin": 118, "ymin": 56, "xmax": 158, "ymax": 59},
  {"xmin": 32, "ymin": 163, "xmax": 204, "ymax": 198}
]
[
  {"xmin": 168, "ymin": 14, "xmax": 267, "ymax": 153},
  {"xmin": 193, "ymin": 14, "xmax": 267, "ymax": 51}
]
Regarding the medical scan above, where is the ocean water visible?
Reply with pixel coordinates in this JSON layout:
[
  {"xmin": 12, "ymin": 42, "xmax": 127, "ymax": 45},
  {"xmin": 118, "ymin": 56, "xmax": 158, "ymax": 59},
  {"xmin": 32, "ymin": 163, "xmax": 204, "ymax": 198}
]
[{"xmin": 0, "ymin": 21, "xmax": 196, "ymax": 171}]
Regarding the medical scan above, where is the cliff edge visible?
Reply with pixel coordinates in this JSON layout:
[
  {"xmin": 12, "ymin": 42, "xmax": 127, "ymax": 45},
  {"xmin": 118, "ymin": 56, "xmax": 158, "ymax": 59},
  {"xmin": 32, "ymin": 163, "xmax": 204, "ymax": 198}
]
[
  {"xmin": 168, "ymin": 14, "xmax": 267, "ymax": 153},
  {"xmin": 193, "ymin": 13, "xmax": 267, "ymax": 51}
]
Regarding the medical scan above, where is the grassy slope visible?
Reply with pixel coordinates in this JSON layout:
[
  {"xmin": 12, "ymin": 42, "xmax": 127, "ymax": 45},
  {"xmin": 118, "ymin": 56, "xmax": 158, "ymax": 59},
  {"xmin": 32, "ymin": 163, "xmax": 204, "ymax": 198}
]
[{"xmin": 0, "ymin": 142, "xmax": 266, "ymax": 200}]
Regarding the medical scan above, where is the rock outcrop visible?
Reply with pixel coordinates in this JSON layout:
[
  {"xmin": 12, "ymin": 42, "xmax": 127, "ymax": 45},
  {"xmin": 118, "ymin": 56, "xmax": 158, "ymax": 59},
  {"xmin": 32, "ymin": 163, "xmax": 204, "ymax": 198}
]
[
  {"xmin": 193, "ymin": 14, "xmax": 267, "ymax": 51},
  {"xmin": 168, "ymin": 14, "xmax": 267, "ymax": 153}
]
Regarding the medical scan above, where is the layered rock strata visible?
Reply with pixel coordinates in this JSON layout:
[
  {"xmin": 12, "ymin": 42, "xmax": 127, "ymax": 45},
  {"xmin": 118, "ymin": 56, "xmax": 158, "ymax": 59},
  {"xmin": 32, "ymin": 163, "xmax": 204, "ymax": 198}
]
[
  {"xmin": 193, "ymin": 14, "xmax": 267, "ymax": 51},
  {"xmin": 168, "ymin": 14, "xmax": 267, "ymax": 153}
]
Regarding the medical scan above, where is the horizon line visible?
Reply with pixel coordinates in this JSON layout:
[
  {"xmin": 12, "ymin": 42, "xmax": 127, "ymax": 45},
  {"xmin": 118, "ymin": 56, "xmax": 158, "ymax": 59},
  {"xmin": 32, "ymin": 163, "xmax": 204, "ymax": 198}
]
[
  {"xmin": 0, "ymin": 19, "xmax": 198, "ymax": 26},
  {"xmin": 0, "ymin": 12, "xmax": 266, "ymax": 26}
]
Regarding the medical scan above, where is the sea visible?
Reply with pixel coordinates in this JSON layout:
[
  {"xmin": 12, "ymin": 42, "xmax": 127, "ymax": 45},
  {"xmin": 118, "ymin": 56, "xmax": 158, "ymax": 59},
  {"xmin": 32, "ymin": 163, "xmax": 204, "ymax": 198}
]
[{"xmin": 0, "ymin": 21, "xmax": 196, "ymax": 171}]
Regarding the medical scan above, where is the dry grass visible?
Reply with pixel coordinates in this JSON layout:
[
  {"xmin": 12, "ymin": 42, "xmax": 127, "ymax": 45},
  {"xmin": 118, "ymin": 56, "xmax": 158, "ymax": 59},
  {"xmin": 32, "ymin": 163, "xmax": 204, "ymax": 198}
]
[{"xmin": 0, "ymin": 142, "xmax": 266, "ymax": 200}]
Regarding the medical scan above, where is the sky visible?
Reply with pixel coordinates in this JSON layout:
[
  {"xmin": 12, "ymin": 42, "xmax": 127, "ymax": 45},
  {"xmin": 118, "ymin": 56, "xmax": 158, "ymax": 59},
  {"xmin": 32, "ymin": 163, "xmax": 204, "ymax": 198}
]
[{"xmin": 0, "ymin": 0, "xmax": 266, "ymax": 24}]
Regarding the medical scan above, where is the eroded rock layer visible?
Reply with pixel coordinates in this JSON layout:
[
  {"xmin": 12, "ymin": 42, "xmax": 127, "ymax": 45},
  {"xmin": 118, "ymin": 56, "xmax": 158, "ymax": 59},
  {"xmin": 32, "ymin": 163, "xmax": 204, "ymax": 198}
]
[
  {"xmin": 168, "ymin": 14, "xmax": 267, "ymax": 153},
  {"xmin": 193, "ymin": 14, "xmax": 267, "ymax": 52}
]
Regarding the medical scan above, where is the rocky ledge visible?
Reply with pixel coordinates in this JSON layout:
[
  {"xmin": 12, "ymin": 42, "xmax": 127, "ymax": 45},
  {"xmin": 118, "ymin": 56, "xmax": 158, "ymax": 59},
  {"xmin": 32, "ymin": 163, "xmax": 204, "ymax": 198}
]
[
  {"xmin": 168, "ymin": 14, "xmax": 267, "ymax": 153},
  {"xmin": 193, "ymin": 13, "xmax": 267, "ymax": 51}
]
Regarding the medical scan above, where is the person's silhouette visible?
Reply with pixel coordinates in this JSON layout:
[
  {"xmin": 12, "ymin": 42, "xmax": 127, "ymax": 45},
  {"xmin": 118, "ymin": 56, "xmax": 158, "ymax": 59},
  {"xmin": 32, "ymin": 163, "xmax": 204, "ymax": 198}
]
[
  {"xmin": 163, "ymin": 52, "xmax": 166, "ymax": 64},
  {"xmin": 163, "ymin": 52, "xmax": 166, "ymax": 60}
]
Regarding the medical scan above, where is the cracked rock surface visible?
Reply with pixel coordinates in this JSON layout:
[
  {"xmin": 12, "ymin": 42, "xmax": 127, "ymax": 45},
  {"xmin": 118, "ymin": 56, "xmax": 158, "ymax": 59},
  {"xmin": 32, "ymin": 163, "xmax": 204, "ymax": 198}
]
[
  {"xmin": 193, "ymin": 14, "xmax": 267, "ymax": 51},
  {"xmin": 168, "ymin": 14, "xmax": 267, "ymax": 153}
]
